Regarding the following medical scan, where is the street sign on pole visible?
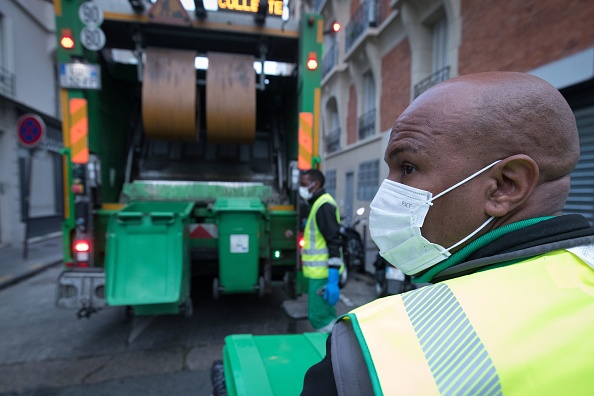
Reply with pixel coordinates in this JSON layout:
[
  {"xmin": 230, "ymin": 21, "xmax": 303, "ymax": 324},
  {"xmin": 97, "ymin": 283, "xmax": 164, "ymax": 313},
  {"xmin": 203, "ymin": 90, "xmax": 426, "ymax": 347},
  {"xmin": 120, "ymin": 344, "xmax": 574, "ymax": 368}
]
[{"xmin": 16, "ymin": 114, "xmax": 46, "ymax": 149}]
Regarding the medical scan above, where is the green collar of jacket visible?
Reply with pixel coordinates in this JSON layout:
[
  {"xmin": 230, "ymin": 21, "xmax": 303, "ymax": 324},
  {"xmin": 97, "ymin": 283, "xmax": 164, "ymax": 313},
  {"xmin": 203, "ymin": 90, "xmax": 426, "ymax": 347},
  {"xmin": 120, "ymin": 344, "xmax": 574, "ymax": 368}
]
[{"xmin": 413, "ymin": 216, "xmax": 554, "ymax": 283}]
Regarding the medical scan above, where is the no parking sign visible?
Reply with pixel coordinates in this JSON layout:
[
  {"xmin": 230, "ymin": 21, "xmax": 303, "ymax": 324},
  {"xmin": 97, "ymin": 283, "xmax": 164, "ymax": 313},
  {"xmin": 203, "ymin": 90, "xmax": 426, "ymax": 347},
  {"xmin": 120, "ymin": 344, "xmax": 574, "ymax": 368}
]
[{"xmin": 16, "ymin": 114, "xmax": 46, "ymax": 149}]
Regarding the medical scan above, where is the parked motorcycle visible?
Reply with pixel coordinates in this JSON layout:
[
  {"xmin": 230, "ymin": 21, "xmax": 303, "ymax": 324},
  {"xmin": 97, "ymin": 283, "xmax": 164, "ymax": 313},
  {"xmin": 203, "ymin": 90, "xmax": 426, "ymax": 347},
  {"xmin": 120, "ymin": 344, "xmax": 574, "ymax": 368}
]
[
  {"xmin": 338, "ymin": 207, "xmax": 367, "ymax": 288},
  {"xmin": 373, "ymin": 253, "xmax": 417, "ymax": 297}
]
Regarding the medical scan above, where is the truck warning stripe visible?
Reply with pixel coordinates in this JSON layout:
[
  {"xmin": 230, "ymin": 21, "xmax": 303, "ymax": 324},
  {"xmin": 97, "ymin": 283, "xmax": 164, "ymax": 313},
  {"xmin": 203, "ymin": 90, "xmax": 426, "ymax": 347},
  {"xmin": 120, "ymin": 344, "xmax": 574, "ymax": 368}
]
[
  {"xmin": 69, "ymin": 98, "xmax": 89, "ymax": 164},
  {"xmin": 298, "ymin": 112, "xmax": 313, "ymax": 170}
]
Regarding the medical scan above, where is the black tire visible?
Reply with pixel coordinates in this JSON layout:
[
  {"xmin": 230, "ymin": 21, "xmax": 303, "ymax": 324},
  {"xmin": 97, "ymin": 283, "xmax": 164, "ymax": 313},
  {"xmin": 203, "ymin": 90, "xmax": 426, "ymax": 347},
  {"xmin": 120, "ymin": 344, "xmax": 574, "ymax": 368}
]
[
  {"xmin": 339, "ymin": 265, "xmax": 349, "ymax": 289},
  {"xmin": 211, "ymin": 360, "xmax": 228, "ymax": 396}
]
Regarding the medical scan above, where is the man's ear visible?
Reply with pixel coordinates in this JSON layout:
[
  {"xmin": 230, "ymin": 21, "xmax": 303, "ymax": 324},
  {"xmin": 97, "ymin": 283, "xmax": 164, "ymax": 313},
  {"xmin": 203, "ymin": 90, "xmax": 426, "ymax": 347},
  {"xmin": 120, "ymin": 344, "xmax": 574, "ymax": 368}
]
[{"xmin": 485, "ymin": 155, "xmax": 539, "ymax": 217}]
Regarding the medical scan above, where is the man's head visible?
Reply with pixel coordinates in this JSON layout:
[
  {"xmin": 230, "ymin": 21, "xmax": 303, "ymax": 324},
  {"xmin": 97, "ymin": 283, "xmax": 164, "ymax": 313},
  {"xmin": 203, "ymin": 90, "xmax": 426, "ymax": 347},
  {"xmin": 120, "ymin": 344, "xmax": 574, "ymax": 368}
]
[
  {"xmin": 300, "ymin": 169, "xmax": 325, "ymax": 195},
  {"xmin": 385, "ymin": 71, "xmax": 579, "ymax": 250}
]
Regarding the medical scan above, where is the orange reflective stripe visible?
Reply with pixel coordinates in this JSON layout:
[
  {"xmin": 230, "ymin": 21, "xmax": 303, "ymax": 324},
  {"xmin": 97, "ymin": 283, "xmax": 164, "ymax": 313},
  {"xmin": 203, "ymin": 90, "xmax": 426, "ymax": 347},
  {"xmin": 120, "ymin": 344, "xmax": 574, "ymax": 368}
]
[
  {"xmin": 69, "ymin": 98, "xmax": 89, "ymax": 164},
  {"xmin": 298, "ymin": 112, "xmax": 313, "ymax": 169}
]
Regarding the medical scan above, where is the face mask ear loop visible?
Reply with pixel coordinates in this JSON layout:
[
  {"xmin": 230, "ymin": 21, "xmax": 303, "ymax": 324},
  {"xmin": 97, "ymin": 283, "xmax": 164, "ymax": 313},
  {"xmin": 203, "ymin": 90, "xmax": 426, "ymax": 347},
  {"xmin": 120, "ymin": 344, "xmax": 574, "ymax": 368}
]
[
  {"xmin": 446, "ymin": 216, "xmax": 496, "ymax": 252},
  {"xmin": 430, "ymin": 160, "xmax": 502, "ymax": 202}
]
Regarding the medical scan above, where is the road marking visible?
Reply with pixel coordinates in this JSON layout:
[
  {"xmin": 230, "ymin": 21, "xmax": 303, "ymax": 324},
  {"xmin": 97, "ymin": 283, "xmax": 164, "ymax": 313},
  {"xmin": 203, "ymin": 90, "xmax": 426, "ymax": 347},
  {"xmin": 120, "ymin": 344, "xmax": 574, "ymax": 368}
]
[
  {"xmin": 339, "ymin": 294, "xmax": 354, "ymax": 307},
  {"xmin": 0, "ymin": 274, "xmax": 14, "ymax": 283},
  {"xmin": 30, "ymin": 262, "xmax": 44, "ymax": 270}
]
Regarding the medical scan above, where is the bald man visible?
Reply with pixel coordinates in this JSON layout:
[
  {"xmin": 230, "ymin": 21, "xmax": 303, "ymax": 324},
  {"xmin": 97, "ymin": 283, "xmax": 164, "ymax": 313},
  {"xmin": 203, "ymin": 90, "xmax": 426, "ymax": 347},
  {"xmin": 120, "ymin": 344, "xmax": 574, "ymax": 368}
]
[{"xmin": 301, "ymin": 72, "xmax": 594, "ymax": 395}]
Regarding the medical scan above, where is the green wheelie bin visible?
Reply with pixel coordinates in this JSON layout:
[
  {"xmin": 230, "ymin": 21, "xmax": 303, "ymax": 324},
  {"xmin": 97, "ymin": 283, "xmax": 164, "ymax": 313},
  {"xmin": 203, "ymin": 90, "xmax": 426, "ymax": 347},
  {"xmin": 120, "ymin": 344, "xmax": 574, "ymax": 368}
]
[
  {"xmin": 105, "ymin": 201, "xmax": 194, "ymax": 316},
  {"xmin": 212, "ymin": 197, "xmax": 266, "ymax": 299}
]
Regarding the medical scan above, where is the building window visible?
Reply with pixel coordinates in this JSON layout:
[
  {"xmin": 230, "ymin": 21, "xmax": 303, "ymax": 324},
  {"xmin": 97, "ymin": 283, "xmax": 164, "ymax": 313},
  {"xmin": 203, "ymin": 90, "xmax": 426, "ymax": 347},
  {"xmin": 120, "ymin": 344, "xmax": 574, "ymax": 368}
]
[
  {"xmin": 432, "ymin": 16, "xmax": 448, "ymax": 73},
  {"xmin": 326, "ymin": 169, "xmax": 337, "ymax": 199},
  {"xmin": 0, "ymin": 14, "xmax": 14, "ymax": 97},
  {"xmin": 358, "ymin": 72, "xmax": 376, "ymax": 140},
  {"xmin": 414, "ymin": 15, "xmax": 450, "ymax": 98},
  {"xmin": 326, "ymin": 110, "xmax": 341, "ymax": 153},
  {"xmin": 357, "ymin": 159, "xmax": 379, "ymax": 200}
]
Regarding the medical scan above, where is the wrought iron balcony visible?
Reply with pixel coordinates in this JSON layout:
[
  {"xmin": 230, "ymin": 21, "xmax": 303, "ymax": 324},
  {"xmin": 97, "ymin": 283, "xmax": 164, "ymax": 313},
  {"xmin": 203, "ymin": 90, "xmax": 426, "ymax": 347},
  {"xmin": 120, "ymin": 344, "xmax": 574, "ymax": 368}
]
[
  {"xmin": 0, "ymin": 66, "xmax": 15, "ymax": 97},
  {"xmin": 358, "ymin": 108, "xmax": 376, "ymax": 140},
  {"xmin": 322, "ymin": 41, "xmax": 338, "ymax": 79},
  {"xmin": 326, "ymin": 127, "xmax": 341, "ymax": 153},
  {"xmin": 413, "ymin": 66, "xmax": 450, "ymax": 98},
  {"xmin": 345, "ymin": 0, "xmax": 385, "ymax": 53}
]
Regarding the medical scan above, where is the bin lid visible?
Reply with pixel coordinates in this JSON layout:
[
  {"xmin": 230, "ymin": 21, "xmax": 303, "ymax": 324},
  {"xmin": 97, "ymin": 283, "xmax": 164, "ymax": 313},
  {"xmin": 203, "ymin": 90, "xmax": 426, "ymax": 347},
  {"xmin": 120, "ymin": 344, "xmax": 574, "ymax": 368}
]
[
  {"xmin": 223, "ymin": 333, "xmax": 327, "ymax": 396},
  {"xmin": 212, "ymin": 197, "xmax": 265, "ymax": 213}
]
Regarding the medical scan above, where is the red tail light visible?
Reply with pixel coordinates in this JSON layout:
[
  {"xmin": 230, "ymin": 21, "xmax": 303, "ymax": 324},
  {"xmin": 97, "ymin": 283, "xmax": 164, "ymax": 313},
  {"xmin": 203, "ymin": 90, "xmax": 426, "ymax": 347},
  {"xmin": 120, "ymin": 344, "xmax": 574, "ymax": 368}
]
[
  {"xmin": 332, "ymin": 22, "xmax": 341, "ymax": 32},
  {"xmin": 299, "ymin": 237, "xmax": 305, "ymax": 248},
  {"xmin": 60, "ymin": 28, "xmax": 75, "ymax": 50},
  {"xmin": 306, "ymin": 52, "xmax": 318, "ymax": 71},
  {"xmin": 74, "ymin": 240, "xmax": 90, "ymax": 252}
]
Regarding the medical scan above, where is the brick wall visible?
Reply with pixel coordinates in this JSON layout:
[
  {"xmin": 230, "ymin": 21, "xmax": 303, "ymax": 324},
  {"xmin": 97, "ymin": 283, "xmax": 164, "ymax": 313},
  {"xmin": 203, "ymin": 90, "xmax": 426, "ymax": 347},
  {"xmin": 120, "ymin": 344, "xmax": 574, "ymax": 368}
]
[
  {"xmin": 380, "ymin": 39, "xmax": 411, "ymax": 131},
  {"xmin": 347, "ymin": 84, "xmax": 358, "ymax": 144},
  {"xmin": 460, "ymin": 0, "xmax": 594, "ymax": 75},
  {"xmin": 350, "ymin": 0, "xmax": 361, "ymax": 19}
]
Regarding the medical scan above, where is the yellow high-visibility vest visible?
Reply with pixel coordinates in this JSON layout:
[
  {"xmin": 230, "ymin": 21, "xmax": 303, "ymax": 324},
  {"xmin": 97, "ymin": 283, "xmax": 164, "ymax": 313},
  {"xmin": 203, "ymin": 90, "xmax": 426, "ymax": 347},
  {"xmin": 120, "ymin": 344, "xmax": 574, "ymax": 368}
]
[
  {"xmin": 342, "ymin": 247, "xmax": 594, "ymax": 395},
  {"xmin": 302, "ymin": 193, "xmax": 341, "ymax": 279}
]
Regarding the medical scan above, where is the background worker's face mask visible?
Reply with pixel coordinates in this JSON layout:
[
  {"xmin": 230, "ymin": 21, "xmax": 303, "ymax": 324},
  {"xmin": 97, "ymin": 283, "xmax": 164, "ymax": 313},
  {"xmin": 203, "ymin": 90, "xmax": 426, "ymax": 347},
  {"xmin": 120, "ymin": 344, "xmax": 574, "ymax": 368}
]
[
  {"xmin": 299, "ymin": 182, "xmax": 316, "ymax": 201},
  {"xmin": 369, "ymin": 161, "xmax": 500, "ymax": 275}
]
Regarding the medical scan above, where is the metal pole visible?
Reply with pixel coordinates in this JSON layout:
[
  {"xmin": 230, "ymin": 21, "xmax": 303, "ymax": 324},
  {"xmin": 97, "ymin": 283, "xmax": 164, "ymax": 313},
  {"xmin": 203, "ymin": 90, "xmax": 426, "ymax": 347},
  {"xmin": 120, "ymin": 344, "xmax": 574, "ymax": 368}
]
[{"xmin": 23, "ymin": 150, "xmax": 34, "ymax": 259}]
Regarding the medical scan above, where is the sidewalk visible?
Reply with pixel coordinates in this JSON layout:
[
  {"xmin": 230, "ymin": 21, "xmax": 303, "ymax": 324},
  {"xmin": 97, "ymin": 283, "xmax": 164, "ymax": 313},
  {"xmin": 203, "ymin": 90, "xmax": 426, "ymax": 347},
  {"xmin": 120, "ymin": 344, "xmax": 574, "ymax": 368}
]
[{"xmin": 0, "ymin": 233, "xmax": 63, "ymax": 291}]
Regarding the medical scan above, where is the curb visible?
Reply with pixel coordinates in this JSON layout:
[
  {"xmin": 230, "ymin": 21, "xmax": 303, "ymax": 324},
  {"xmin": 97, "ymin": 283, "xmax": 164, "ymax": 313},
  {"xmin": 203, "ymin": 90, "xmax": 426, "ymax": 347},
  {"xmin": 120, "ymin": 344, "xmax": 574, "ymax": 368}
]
[{"xmin": 0, "ymin": 258, "xmax": 62, "ymax": 291}]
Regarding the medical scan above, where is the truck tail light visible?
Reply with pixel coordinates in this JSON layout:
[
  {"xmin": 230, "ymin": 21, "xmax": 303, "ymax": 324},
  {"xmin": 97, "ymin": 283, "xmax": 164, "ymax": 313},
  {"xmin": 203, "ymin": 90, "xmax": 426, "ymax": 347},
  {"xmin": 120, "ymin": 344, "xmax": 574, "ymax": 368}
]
[
  {"xmin": 298, "ymin": 236, "xmax": 305, "ymax": 248},
  {"xmin": 306, "ymin": 52, "xmax": 318, "ymax": 71},
  {"xmin": 73, "ymin": 239, "xmax": 91, "ymax": 267},
  {"xmin": 60, "ymin": 28, "xmax": 75, "ymax": 49}
]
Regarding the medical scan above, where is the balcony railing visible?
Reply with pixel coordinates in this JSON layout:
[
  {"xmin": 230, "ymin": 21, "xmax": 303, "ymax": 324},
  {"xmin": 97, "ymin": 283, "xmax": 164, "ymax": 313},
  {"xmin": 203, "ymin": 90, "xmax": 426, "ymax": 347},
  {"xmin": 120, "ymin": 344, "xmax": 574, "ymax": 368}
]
[
  {"xmin": 358, "ymin": 108, "xmax": 376, "ymax": 140},
  {"xmin": 322, "ymin": 41, "xmax": 338, "ymax": 79},
  {"xmin": 0, "ymin": 66, "xmax": 15, "ymax": 97},
  {"xmin": 345, "ymin": 0, "xmax": 385, "ymax": 53},
  {"xmin": 326, "ymin": 127, "xmax": 341, "ymax": 153},
  {"xmin": 413, "ymin": 66, "xmax": 450, "ymax": 98}
]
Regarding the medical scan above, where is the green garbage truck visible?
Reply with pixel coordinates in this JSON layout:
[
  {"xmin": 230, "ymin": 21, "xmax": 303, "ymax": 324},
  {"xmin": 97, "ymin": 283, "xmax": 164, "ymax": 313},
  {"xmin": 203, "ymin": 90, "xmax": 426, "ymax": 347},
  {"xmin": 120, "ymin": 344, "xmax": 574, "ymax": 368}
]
[{"xmin": 54, "ymin": 0, "xmax": 325, "ymax": 318}]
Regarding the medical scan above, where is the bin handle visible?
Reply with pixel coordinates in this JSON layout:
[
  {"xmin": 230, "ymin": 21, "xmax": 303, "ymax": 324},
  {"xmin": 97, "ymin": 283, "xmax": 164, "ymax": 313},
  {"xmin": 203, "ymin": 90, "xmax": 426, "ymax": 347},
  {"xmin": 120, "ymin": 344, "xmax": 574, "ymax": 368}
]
[
  {"xmin": 117, "ymin": 212, "xmax": 143, "ymax": 224},
  {"xmin": 151, "ymin": 212, "xmax": 176, "ymax": 225}
]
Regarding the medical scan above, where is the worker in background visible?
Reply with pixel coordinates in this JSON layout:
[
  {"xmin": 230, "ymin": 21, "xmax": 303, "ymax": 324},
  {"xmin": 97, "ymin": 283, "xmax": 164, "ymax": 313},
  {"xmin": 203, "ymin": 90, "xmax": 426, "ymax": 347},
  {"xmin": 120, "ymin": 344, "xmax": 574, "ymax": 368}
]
[
  {"xmin": 299, "ymin": 169, "xmax": 343, "ymax": 333},
  {"xmin": 301, "ymin": 71, "xmax": 594, "ymax": 395}
]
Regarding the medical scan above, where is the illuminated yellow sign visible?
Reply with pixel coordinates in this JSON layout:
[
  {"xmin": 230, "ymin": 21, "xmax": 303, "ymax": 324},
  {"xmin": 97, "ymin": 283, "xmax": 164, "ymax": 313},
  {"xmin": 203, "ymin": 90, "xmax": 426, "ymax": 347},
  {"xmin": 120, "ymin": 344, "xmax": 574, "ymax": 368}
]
[{"xmin": 218, "ymin": 0, "xmax": 284, "ymax": 16}]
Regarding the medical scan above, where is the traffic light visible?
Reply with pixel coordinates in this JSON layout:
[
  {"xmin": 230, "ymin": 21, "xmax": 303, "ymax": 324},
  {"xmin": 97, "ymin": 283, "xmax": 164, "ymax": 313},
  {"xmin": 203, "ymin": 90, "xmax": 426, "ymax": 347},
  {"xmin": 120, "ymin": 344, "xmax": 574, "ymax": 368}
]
[{"xmin": 60, "ymin": 28, "xmax": 75, "ymax": 49}]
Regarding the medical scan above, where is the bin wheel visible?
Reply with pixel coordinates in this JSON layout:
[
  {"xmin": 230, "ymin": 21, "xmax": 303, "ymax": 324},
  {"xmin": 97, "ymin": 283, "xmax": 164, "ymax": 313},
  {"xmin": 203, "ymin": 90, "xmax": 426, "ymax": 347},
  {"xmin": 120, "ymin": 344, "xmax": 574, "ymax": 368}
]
[
  {"xmin": 213, "ymin": 278, "xmax": 220, "ymax": 301},
  {"xmin": 183, "ymin": 298, "xmax": 193, "ymax": 318},
  {"xmin": 258, "ymin": 276, "xmax": 265, "ymax": 299}
]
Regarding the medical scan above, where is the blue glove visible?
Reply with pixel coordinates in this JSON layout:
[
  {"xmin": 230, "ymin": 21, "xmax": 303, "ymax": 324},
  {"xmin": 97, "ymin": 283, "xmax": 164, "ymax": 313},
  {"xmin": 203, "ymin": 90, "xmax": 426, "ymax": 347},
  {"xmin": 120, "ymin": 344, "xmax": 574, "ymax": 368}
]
[{"xmin": 324, "ymin": 268, "xmax": 340, "ymax": 306}]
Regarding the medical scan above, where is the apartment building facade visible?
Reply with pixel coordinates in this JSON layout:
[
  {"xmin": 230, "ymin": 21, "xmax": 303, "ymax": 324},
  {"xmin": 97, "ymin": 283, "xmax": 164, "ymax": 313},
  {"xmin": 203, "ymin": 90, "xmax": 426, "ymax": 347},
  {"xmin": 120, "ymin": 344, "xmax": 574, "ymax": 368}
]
[
  {"xmin": 318, "ymin": 0, "xmax": 594, "ymax": 261},
  {"xmin": 0, "ymin": 0, "xmax": 63, "ymax": 248}
]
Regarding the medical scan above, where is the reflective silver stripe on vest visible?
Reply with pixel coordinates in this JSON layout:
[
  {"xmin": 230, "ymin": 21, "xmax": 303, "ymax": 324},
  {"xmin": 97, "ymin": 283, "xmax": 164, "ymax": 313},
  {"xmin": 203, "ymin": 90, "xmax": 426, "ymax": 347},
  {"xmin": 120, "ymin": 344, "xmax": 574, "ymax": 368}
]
[
  {"xmin": 302, "ymin": 260, "xmax": 328, "ymax": 267},
  {"xmin": 303, "ymin": 204, "xmax": 329, "ymax": 255},
  {"xmin": 402, "ymin": 284, "xmax": 502, "ymax": 396}
]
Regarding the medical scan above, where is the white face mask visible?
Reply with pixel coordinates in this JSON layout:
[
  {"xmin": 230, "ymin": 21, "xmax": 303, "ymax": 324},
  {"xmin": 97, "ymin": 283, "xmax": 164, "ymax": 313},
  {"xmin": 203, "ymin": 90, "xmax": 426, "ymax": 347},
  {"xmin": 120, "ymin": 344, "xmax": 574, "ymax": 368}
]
[
  {"xmin": 299, "ymin": 182, "xmax": 316, "ymax": 201},
  {"xmin": 369, "ymin": 160, "xmax": 500, "ymax": 275}
]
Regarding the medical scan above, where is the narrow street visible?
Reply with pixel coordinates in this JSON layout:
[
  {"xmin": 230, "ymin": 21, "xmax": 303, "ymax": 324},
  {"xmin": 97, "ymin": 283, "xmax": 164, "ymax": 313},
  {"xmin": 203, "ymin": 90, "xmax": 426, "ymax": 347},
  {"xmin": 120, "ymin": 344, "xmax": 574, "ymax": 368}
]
[{"xmin": 0, "ymin": 262, "xmax": 377, "ymax": 395}]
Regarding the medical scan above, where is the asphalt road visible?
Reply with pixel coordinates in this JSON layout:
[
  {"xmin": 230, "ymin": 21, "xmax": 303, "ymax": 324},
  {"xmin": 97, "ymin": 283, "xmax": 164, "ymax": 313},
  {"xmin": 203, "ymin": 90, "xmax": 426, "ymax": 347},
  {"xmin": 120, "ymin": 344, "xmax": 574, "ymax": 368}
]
[{"xmin": 0, "ymin": 264, "xmax": 378, "ymax": 395}]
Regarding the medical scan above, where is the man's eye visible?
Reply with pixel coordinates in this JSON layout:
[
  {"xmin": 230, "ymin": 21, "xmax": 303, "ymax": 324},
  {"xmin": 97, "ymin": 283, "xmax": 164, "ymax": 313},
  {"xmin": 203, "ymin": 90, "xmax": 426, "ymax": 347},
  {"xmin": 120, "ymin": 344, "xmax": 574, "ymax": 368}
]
[{"xmin": 403, "ymin": 165, "xmax": 416, "ymax": 175}]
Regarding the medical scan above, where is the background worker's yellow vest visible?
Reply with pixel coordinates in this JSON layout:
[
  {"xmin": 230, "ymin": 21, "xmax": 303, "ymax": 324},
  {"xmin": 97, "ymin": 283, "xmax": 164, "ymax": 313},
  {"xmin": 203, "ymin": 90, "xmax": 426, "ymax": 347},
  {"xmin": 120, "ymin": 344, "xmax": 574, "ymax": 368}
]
[
  {"xmin": 302, "ymin": 193, "xmax": 340, "ymax": 279},
  {"xmin": 344, "ymin": 248, "xmax": 594, "ymax": 395}
]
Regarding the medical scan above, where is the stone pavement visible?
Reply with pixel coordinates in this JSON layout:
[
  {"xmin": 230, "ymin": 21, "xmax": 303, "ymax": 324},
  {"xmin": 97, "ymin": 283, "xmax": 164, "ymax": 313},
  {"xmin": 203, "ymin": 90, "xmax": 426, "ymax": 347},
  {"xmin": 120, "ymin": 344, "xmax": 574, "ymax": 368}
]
[{"xmin": 0, "ymin": 233, "xmax": 63, "ymax": 291}]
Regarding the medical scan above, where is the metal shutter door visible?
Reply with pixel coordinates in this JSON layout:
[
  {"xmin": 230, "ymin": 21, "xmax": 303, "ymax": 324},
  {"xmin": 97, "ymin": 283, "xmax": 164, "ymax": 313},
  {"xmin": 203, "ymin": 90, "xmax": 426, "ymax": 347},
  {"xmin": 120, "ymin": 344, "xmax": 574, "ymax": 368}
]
[{"xmin": 564, "ymin": 106, "xmax": 594, "ymax": 224}]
